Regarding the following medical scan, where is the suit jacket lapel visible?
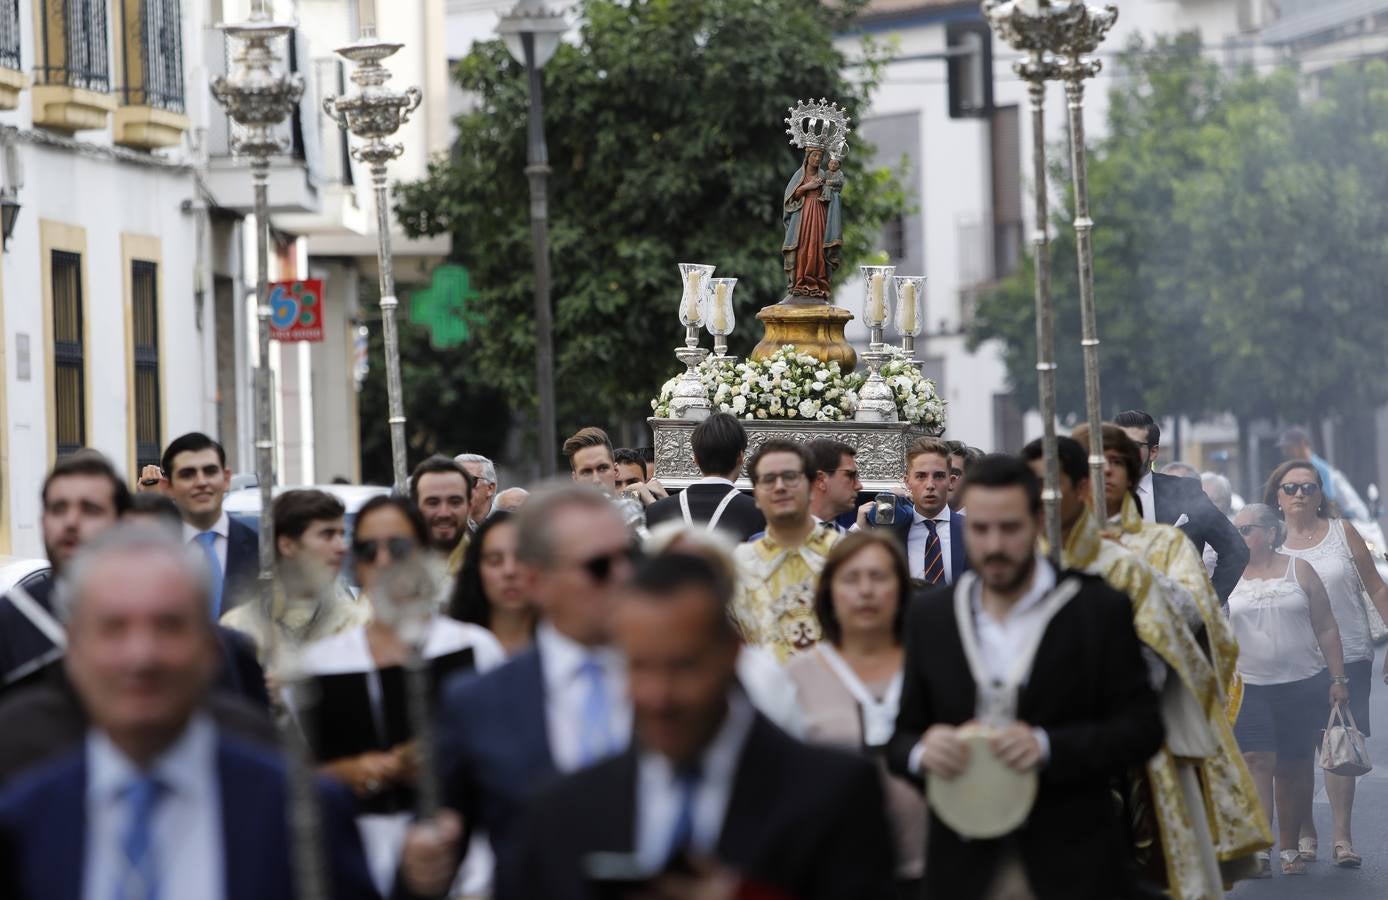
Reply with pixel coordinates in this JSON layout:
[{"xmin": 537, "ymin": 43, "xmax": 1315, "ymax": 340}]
[
  {"xmin": 716, "ymin": 715, "xmax": 777, "ymax": 866},
  {"xmin": 948, "ymin": 509, "xmax": 967, "ymax": 580},
  {"xmin": 519, "ymin": 649, "xmax": 556, "ymax": 775},
  {"xmin": 48, "ymin": 757, "xmax": 86, "ymax": 899},
  {"xmin": 218, "ymin": 740, "xmax": 257, "ymax": 900},
  {"xmin": 588, "ymin": 751, "xmax": 639, "ymax": 853}
]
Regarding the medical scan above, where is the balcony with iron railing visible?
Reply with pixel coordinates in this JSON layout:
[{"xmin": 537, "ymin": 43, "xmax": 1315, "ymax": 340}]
[
  {"xmin": 0, "ymin": 0, "xmax": 20, "ymax": 109},
  {"xmin": 114, "ymin": 0, "xmax": 190, "ymax": 148},
  {"xmin": 32, "ymin": 0, "xmax": 117, "ymax": 131}
]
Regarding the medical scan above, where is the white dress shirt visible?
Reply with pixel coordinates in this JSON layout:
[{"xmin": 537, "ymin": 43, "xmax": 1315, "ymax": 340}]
[
  {"xmin": 633, "ymin": 691, "xmax": 756, "ymax": 873},
  {"xmin": 908, "ymin": 560, "xmax": 1056, "ymax": 775},
  {"xmin": 1136, "ymin": 473, "xmax": 1157, "ymax": 524},
  {"xmin": 183, "ymin": 511, "xmax": 230, "ymax": 574},
  {"xmin": 907, "ymin": 506, "xmax": 954, "ymax": 582},
  {"xmin": 536, "ymin": 621, "xmax": 631, "ymax": 773},
  {"xmin": 84, "ymin": 714, "xmax": 224, "ymax": 900}
]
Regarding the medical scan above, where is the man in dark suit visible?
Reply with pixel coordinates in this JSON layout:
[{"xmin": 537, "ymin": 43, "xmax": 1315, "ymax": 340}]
[
  {"xmin": 807, "ymin": 438, "xmax": 862, "ymax": 534},
  {"xmin": 417, "ymin": 552, "xmax": 894, "ymax": 900},
  {"xmin": 395, "ymin": 483, "xmax": 639, "ymax": 898},
  {"xmin": 0, "ymin": 451, "xmax": 132, "ymax": 689},
  {"xmin": 1112, "ymin": 410, "xmax": 1248, "ymax": 601},
  {"xmin": 888, "ymin": 455, "xmax": 1164, "ymax": 900},
  {"xmin": 645, "ymin": 413, "xmax": 765, "ymax": 541},
  {"xmin": 859, "ymin": 437, "xmax": 968, "ymax": 585},
  {"xmin": 0, "ymin": 526, "xmax": 378, "ymax": 900},
  {"xmin": 159, "ymin": 432, "xmax": 259, "ymax": 615}
]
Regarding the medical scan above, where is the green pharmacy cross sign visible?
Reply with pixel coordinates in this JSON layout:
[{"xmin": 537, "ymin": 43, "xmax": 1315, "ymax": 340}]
[{"xmin": 409, "ymin": 264, "xmax": 478, "ymax": 349}]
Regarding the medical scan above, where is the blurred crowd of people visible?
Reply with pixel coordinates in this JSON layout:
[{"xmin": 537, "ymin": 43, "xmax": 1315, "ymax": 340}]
[{"xmin": 0, "ymin": 409, "xmax": 1384, "ymax": 900}]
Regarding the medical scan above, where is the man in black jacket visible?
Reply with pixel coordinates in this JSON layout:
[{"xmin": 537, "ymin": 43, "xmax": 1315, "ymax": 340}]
[
  {"xmin": 502, "ymin": 552, "xmax": 894, "ymax": 899},
  {"xmin": 1112, "ymin": 410, "xmax": 1248, "ymax": 601},
  {"xmin": 888, "ymin": 455, "xmax": 1164, "ymax": 900},
  {"xmin": 645, "ymin": 413, "xmax": 765, "ymax": 541}
]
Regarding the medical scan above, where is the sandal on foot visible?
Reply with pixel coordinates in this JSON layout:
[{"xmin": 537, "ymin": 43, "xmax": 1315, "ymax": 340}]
[
  {"xmin": 1280, "ymin": 850, "xmax": 1307, "ymax": 875},
  {"xmin": 1333, "ymin": 842, "xmax": 1362, "ymax": 868},
  {"xmin": 1298, "ymin": 836, "xmax": 1318, "ymax": 861}
]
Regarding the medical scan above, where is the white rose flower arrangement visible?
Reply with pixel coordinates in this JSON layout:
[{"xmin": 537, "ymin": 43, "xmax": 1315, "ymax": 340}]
[{"xmin": 652, "ymin": 345, "xmax": 946, "ymax": 433}]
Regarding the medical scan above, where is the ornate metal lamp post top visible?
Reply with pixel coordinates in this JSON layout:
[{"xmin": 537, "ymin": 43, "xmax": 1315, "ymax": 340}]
[
  {"xmin": 322, "ymin": 34, "xmax": 422, "ymax": 167},
  {"xmin": 210, "ymin": 0, "xmax": 304, "ymax": 161},
  {"xmin": 983, "ymin": 0, "xmax": 1117, "ymax": 58}
]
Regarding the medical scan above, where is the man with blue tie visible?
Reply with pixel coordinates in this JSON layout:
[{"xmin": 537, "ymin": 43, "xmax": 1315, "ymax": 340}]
[
  {"xmin": 860, "ymin": 437, "xmax": 968, "ymax": 587},
  {"xmin": 0, "ymin": 526, "xmax": 378, "ymax": 900},
  {"xmin": 159, "ymin": 433, "xmax": 258, "ymax": 616},
  {"xmin": 396, "ymin": 483, "xmax": 638, "ymax": 899}
]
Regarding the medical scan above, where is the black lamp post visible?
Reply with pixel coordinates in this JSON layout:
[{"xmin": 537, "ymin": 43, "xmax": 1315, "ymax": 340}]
[{"xmin": 498, "ymin": 0, "xmax": 566, "ymax": 476}]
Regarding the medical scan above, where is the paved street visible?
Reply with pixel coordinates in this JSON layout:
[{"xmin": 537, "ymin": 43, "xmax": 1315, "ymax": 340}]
[{"xmin": 1230, "ymin": 644, "xmax": 1388, "ymax": 899}]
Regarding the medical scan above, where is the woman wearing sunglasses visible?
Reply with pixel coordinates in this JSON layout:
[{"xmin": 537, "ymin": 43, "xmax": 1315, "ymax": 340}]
[
  {"xmin": 297, "ymin": 494, "xmax": 506, "ymax": 893},
  {"xmin": 1266, "ymin": 459, "xmax": 1388, "ymax": 869},
  {"xmin": 1227, "ymin": 503, "xmax": 1346, "ymax": 876}
]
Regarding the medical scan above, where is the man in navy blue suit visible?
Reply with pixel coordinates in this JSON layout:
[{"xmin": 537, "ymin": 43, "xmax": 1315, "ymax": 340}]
[
  {"xmin": 858, "ymin": 437, "xmax": 969, "ymax": 586},
  {"xmin": 0, "ymin": 526, "xmax": 378, "ymax": 900},
  {"xmin": 158, "ymin": 433, "xmax": 259, "ymax": 616},
  {"xmin": 395, "ymin": 482, "xmax": 638, "ymax": 899}
]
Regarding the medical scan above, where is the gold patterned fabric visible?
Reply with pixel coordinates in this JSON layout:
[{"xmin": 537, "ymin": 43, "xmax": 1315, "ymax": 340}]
[
  {"xmin": 1058, "ymin": 515, "xmax": 1230, "ymax": 899},
  {"xmin": 220, "ymin": 579, "xmax": 373, "ymax": 667},
  {"xmin": 732, "ymin": 526, "xmax": 840, "ymax": 661},
  {"xmin": 1112, "ymin": 495, "xmax": 1272, "ymax": 869}
]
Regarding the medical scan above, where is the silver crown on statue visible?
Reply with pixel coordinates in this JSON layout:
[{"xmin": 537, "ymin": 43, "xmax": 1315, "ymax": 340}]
[{"xmin": 785, "ymin": 98, "xmax": 851, "ymax": 154}]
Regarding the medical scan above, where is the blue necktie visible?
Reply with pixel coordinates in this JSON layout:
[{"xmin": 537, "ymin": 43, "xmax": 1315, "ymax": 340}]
[
  {"xmin": 115, "ymin": 774, "xmax": 164, "ymax": 900},
  {"xmin": 921, "ymin": 519, "xmax": 944, "ymax": 585},
  {"xmin": 664, "ymin": 764, "xmax": 702, "ymax": 866},
  {"xmin": 578, "ymin": 656, "xmax": 613, "ymax": 765},
  {"xmin": 194, "ymin": 532, "xmax": 223, "ymax": 616}
]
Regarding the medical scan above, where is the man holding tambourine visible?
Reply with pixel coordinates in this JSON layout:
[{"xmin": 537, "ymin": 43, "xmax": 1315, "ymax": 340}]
[{"xmin": 888, "ymin": 456, "xmax": 1165, "ymax": 900}]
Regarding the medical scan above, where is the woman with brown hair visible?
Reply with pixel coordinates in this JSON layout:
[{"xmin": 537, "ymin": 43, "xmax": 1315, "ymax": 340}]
[
  {"xmin": 1265, "ymin": 458, "xmax": 1388, "ymax": 868},
  {"xmin": 785, "ymin": 531, "xmax": 924, "ymax": 897}
]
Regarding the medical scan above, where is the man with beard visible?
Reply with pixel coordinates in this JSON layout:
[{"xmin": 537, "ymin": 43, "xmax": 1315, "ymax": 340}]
[
  {"xmin": 410, "ymin": 455, "xmax": 475, "ymax": 571},
  {"xmin": 162, "ymin": 432, "xmax": 259, "ymax": 616},
  {"xmin": 0, "ymin": 451, "xmax": 132, "ymax": 688},
  {"xmin": 888, "ymin": 454, "xmax": 1163, "ymax": 900}
]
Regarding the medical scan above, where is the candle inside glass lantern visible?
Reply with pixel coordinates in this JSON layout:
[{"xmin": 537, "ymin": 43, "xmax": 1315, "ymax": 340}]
[
  {"xmin": 678, "ymin": 263, "xmax": 715, "ymax": 329},
  {"xmin": 707, "ymin": 278, "xmax": 736, "ymax": 335},
  {"xmin": 859, "ymin": 265, "xmax": 896, "ymax": 332},
  {"xmin": 894, "ymin": 275, "xmax": 926, "ymax": 337}
]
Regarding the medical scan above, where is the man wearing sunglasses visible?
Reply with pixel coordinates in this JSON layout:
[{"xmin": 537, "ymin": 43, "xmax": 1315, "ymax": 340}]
[
  {"xmin": 806, "ymin": 439, "xmax": 861, "ymax": 534},
  {"xmin": 397, "ymin": 482, "xmax": 639, "ymax": 899},
  {"xmin": 1114, "ymin": 410, "xmax": 1248, "ymax": 603},
  {"xmin": 730, "ymin": 441, "xmax": 839, "ymax": 662}
]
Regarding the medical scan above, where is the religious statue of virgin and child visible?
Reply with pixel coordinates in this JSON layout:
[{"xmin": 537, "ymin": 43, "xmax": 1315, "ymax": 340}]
[{"xmin": 782, "ymin": 99, "xmax": 850, "ymax": 301}]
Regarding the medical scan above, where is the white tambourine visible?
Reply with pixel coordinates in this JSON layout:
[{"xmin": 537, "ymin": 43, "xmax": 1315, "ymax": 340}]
[{"xmin": 926, "ymin": 724, "xmax": 1038, "ymax": 839}]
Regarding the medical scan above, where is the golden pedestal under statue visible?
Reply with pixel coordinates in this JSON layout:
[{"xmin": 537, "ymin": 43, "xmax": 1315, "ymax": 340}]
[{"xmin": 751, "ymin": 301, "xmax": 857, "ymax": 372}]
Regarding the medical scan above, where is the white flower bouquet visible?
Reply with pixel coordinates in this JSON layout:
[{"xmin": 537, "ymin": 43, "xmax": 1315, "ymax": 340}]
[{"xmin": 652, "ymin": 344, "xmax": 946, "ymax": 432}]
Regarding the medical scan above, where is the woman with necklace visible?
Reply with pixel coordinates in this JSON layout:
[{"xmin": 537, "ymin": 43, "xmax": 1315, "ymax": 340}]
[
  {"xmin": 1227, "ymin": 503, "xmax": 1346, "ymax": 876},
  {"xmin": 1266, "ymin": 459, "xmax": 1388, "ymax": 869},
  {"xmin": 786, "ymin": 531, "xmax": 923, "ymax": 898}
]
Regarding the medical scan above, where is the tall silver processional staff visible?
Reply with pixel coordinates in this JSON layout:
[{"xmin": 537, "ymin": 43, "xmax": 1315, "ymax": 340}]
[
  {"xmin": 324, "ymin": 0, "xmax": 423, "ymax": 493},
  {"xmin": 210, "ymin": 3, "xmax": 326, "ymax": 898}
]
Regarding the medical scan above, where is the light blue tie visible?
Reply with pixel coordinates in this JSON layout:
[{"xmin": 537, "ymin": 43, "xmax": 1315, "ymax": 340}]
[
  {"xmin": 577, "ymin": 656, "xmax": 614, "ymax": 765},
  {"xmin": 194, "ymin": 532, "xmax": 223, "ymax": 616},
  {"xmin": 115, "ymin": 774, "xmax": 164, "ymax": 900}
]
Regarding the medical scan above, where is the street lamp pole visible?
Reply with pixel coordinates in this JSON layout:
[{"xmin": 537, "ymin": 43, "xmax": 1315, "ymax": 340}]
[
  {"xmin": 499, "ymin": 1, "xmax": 566, "ymax": 476},
  {"xmin": 323, "ymin": 6, "xmax": 422, "ymax": 493}
]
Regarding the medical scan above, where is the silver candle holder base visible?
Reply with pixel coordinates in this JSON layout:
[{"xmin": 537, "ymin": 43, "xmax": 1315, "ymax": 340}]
[
  {"xmin": 670, "ymin": 325, "xmax": 712, "ymax": 420},
  {"xmin": 856, "ymin": 327, "xmax": 898, "ymax": 423},
  {"xmin": 900, "ymin": 334, "xmax": 921, "ymax": 367}
]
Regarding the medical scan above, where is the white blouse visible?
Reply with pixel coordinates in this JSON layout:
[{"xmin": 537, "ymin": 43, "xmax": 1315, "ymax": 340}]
[
  {"xmin": 1228, "ymin": 556, "xmax": 1325, "ymax": 686},
  {"xmin": 1284, "ymin": 519, "xmax": 1371, "ymax": 664}
]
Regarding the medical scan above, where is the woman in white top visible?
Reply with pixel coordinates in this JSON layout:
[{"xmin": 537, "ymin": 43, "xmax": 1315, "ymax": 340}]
[
  {"xmin": 298, "ymin": 495, "xmax": 505, "ymax": 894},
  {"xmin": 785, "ymin": 531, "xmax": 924, "ymax": 896},
  {"xmin": 1267, "ymin": 459, "xmax": 1388, "ymax": 869},
  {"xmin": 1227, "ymin": 504, "xmax": 1346, "ymax": 876}
]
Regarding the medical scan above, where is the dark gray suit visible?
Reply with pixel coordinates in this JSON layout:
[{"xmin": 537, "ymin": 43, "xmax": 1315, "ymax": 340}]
[{"xmin": 1148, "ymin": 472, "xmax": 1248, "ymax": 603}]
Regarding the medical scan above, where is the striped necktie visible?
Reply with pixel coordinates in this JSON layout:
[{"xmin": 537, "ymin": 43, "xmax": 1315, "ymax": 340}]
[{"xmin": 921, "ymin": 518, "xmax": 944, "ymax": 585}]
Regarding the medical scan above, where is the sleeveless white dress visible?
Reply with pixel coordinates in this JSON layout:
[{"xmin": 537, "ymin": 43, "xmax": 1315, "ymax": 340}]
[{"xmin": 1284, "ymin": 519, "xmax": 1371, "ymax": 664}]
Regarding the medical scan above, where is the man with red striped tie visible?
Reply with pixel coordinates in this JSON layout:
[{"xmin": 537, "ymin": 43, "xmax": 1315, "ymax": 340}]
[{"xmin": 861, "ymin": 438, "xmax": 968, "ymax": 588}]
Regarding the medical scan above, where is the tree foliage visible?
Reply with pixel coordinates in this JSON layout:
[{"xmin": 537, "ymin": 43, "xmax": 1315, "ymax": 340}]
[
  {"xmin": 970, "ymin": 34, "xmax": 1388, "ymax": 428},
  {"xmin": 394, "ymin": 0, "xmax": 906, "ymax": 462}
]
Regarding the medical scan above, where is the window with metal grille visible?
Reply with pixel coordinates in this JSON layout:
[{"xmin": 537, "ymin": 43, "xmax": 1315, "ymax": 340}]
[
  {"xmin": 132, "ymin": 260, "xmax": 161, "ymax": 469},
  {"xmin": 119, "ymin": 0, "xmax": 183, "ymax": 111},
  {"xmin": 52, "ymin": 250, "xmax": 85, "ymax": 458},
  {"xmin": 0, "ymin": 0, "xmax": 20, "ymax": 72},
  {"xmin": 37, "ymin": 0, "xmax": 110, "ymax": 91}
]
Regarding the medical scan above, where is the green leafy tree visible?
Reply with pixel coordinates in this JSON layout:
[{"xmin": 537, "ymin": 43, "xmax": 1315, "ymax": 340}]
[{"xmin": 395, "ymin": 0, "xmax": 906, "ymax": 463}]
